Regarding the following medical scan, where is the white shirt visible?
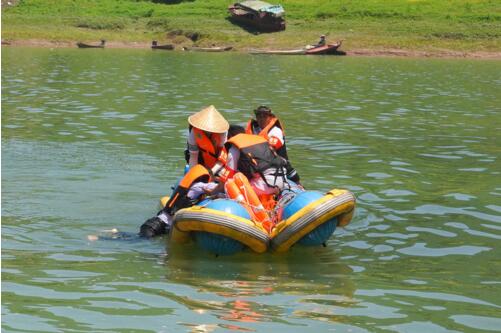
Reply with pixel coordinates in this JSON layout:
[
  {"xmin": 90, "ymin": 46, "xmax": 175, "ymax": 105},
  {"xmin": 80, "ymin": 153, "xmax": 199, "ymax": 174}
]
[
  {"xmin": 225, "ymin": 146, "xmax": 240, "ymax": 172},
  {"xmin": 267, "ymin": 126, "xmax": 285, "ymax": 147}
]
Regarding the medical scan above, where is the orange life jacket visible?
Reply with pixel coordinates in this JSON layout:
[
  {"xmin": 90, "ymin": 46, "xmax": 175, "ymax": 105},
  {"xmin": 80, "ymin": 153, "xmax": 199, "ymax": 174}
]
[
  {"xmin": 245, "ymin": 117, "xmax": 288, "ymax": 159},
  {"xmin": 164, "ymin": 164, "xmax": 211, "ymax": 214},
  {"xmin": 192, "ymin": 127, "xmax": 225, "ymax": 168},
  {"xmin": 178, "ymin": 164, "xmax": 211, "ymax": 189},
  {"xmin": 246, "ymin": 117, "xmax": 283, "ymax": 139}
]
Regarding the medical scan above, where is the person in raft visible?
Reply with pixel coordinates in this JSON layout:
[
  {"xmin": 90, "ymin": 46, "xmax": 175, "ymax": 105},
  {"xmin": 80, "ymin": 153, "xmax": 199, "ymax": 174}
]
[
  {"xmin": 215, "ymin": 125, "xmax": 290, "ymax": 199},
  {"xmin": 139, "ymin": 105, "xmax": 230, "ymax": 238},
  {"xmin": 215, "ymin": 125, "xmax": 293, "ymax": 231},
  {"xmin": 186, "ymin": 105, "xmax": 229, "ymax": 170},
  {"xmin": 246, "ymin": 105, "xmax": 302, "ymax": 186}
]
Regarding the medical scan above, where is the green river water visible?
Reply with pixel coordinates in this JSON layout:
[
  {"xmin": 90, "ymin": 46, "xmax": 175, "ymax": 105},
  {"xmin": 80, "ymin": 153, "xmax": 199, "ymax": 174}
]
[{"xmin": 2, "ymin": 47, "xmax": 501, "ymax": 332}]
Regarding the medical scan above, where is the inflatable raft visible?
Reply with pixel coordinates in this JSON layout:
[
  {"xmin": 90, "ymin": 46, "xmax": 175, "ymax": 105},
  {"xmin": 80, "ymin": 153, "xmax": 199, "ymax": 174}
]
[{"xmin": 161, "ymin": 186, "xmax": 355, "ymax": 255}]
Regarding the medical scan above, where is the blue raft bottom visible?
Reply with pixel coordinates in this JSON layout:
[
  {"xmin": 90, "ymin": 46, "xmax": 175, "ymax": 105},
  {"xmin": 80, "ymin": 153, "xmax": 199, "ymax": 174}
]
[
  {"xmin": 283, "ymin": 191, "xmax": 337, "ymax": 247},
  {"xmin": 194, "ymin": 232, "xmax": 245, "ymax": 256},
  {"xmin": 297, "ymin": 218, "xmax": 337, "ymax": 246},
  {"xmin": 193, "ymin": 199, "xmax": 250, "ymax": 256}
]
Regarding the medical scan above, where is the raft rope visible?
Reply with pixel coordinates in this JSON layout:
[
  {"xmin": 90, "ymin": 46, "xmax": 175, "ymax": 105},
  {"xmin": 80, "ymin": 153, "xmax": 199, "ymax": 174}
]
[{"xmin": 193, "ymin": 189, "xmax": 298, "ymax": 230}]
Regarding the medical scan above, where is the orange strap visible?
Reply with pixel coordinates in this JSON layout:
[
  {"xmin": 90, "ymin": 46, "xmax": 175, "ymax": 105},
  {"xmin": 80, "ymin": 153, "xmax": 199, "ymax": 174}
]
[
  {"xmin": 245, "ymin": 121, "xmax": 253, "ymax": 135},
  {"xmin": 217, "ymin": 166, "xmax": 236, "ymax": 184},
  {"xmin": 258, "ymin": 117, "xmax": 279, "ymax": 139},
  {"xmin": 217, "ymin": 147, "xmax": 228, "ymax": 165}
]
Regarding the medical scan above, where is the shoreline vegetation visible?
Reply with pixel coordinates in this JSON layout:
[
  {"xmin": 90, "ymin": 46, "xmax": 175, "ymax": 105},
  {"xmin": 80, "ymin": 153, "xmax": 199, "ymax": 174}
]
[{"xmin": 2, "ymin": 0, "xmax": 500, "ymax": 59}]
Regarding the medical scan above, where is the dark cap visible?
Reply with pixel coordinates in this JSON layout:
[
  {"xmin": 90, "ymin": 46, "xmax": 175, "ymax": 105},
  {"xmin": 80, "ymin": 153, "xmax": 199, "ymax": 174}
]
[{"xmin": 254, "ymin": 105, "xmax": 272, "ymax": 115}]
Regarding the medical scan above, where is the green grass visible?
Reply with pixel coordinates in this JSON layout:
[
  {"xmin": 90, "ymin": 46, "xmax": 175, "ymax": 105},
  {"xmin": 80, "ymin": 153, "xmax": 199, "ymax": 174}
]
[{"xmin": 2, "ymin": 0, "xmax": 500, "ymax": 52}]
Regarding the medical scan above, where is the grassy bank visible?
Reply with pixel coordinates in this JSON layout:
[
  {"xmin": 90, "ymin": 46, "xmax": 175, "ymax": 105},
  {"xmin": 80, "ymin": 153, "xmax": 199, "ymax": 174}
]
[{"xmin": 2, "ymin": 0, "xmax": 500, "ymax": 55}]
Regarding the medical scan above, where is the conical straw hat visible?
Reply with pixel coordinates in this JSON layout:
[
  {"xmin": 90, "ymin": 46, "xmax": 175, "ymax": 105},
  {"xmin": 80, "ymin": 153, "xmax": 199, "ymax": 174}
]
[{"xmin": 188, "ymin": 105, "xmax": 229, "ymax": 133}]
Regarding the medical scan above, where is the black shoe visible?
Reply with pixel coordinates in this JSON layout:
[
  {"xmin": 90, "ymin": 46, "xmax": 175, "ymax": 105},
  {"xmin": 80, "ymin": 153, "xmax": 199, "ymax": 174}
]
[{"xmin": 139, "ymin": 216, "xmax": 168, "ymax": 238}]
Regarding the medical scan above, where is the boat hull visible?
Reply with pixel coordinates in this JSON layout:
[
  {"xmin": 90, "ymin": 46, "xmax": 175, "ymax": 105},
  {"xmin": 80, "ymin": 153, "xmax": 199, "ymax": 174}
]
[
  {"xmin": 152, "ymin": 44, "xmax": 174, "ymax": 50},
  {"xmin": 250, "ymin": 49, "xmax": 306, "ymax": 55},
  {"xmin": 183, "ymin": 46, "xmax": 233, "ymax": 52},
  {"xmin": 76, "ymin": 42, "xmax": 105, "ymax": 49},
  {"xmin": 305, "ymin": 42, "xmax": 343, "ymax": 55}
]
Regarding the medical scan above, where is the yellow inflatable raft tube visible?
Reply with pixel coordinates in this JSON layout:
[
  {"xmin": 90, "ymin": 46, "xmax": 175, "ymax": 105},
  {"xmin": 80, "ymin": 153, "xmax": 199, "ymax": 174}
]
[
  {"xmin": 270, "ymin": 189, "xmax": 356, "ymax": 252},
  {"xmin": 160, "ymin": 187, "xmax": 355, "ymax": 255}
]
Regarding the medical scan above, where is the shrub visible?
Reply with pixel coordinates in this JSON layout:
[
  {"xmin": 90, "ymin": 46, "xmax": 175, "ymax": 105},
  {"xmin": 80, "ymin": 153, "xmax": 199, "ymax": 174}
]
[
  {"xmin": 315, "ymin": 12, "xmax": 336, "ymax": 19},
  {"xmin": 75, "ymin": 18, "xmax": 126, "ymax": 30},
  {"xmin": 146, "ymin": 17, "xmax": 170, "ymax": 30}
]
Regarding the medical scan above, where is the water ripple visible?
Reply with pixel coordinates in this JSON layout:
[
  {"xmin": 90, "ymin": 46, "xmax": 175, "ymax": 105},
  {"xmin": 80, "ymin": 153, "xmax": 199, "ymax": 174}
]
[
  {"xmin": 397, "ymin": 242, "xmax": 490, "ymax": 257},
  {"xmin": 2, "ymin": 48, "xmax": 501, "ymax": 333}
]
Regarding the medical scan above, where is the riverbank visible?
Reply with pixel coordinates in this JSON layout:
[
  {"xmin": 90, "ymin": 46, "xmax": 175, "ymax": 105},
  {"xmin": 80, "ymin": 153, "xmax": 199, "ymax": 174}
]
[
  {"xmin": 2, "ymin": 0, "xmax": 500, "ymax": 59},
  {"xmin": 3, "ymin": 39, "xmax": 501, "ymax": 59}
]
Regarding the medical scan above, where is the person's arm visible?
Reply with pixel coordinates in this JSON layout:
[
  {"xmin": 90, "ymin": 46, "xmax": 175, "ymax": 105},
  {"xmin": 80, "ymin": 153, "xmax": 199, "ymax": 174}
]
[
  {"xmin": 187, "ymin": 130, "xmax": 199, "ymax": 168},
  {"xmin": 188, "ymin": 151, "xmax": 199, "ymax": 168},
  {"xmin": 267, "ymin": 127, "xmax": 285, "ymax": 151},
  {"xmin": 213, "ymin": 146, "xmax": 239, "ymax": 183},
  {"xmin": 219, "ymin": 132, "xmax": 227, "ymax": 146},
  {"xmin": 285, "ymin": 160, "xmax": 302, "ymax": 185},
  {"xmin": 269, "ymin": 127, "xmax": 302, "ymax": 186},
  {"xmin": 187, "ymin": 181, "xmax": 221, "ymax": 198}
]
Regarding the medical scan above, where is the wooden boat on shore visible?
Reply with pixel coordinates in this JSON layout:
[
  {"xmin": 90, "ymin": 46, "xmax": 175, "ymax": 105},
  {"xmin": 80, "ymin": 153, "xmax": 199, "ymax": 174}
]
[
  {"xmin": 305, "ymin": 41, "xmax": 343, "ymax": 55},
  {"xmin": 182, "ymin": 46, "xmax": 233, "ymax": 52},
  {"xmin": 228, "ymin": 1, "xmax": 286, "ymax": 32},
  {"xmin": 250, "ymin": 40, "xmax": 345, "ymax": 56},
  {"xmin": 76, "ymin": 40, "xmax": 105, "ymax": 49},
  {"xmin": 151, "ymin": 41, "xmax": 174, "ymax": 50},
  {"xmin": 250, "ymin": 48, "xmax": 306, "ymax": 55}
]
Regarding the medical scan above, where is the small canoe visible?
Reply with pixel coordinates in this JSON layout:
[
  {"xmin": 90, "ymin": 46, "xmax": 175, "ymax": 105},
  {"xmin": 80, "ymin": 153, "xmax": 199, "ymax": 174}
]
[
  {"xmin": 183, "ymin": 46, "xmax": 233, "ymax": 52},
  {"xmin": 305, "ymin": 41, "xmax": 343, "ymax": 55},
  {"xmin": 250, "ymin": 48, "xmax": 306, "ymax": 55},
  {"xmin": 151, "ymin": 41, "xmax": 174, "ymax": 50},
  {"xmin": 77, "ymin": 40, "xmax": 105, "ymax": 49}
]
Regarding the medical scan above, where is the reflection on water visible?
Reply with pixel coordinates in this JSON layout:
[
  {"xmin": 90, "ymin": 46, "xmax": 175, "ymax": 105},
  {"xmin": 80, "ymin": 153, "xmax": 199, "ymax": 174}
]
[{"xmin": 2, "ymin": 47, "xmax": 501, "ymax": 332}]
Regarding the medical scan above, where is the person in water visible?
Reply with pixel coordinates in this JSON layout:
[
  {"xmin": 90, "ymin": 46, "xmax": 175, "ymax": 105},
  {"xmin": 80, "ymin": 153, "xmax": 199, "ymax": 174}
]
[
  {"xmin": 139, "ymin": 105, "xmax": 230, "ymax": 238},
  {"xmin": 246, "ymin": 105, "xmax": 301, "ymax": 186}
]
